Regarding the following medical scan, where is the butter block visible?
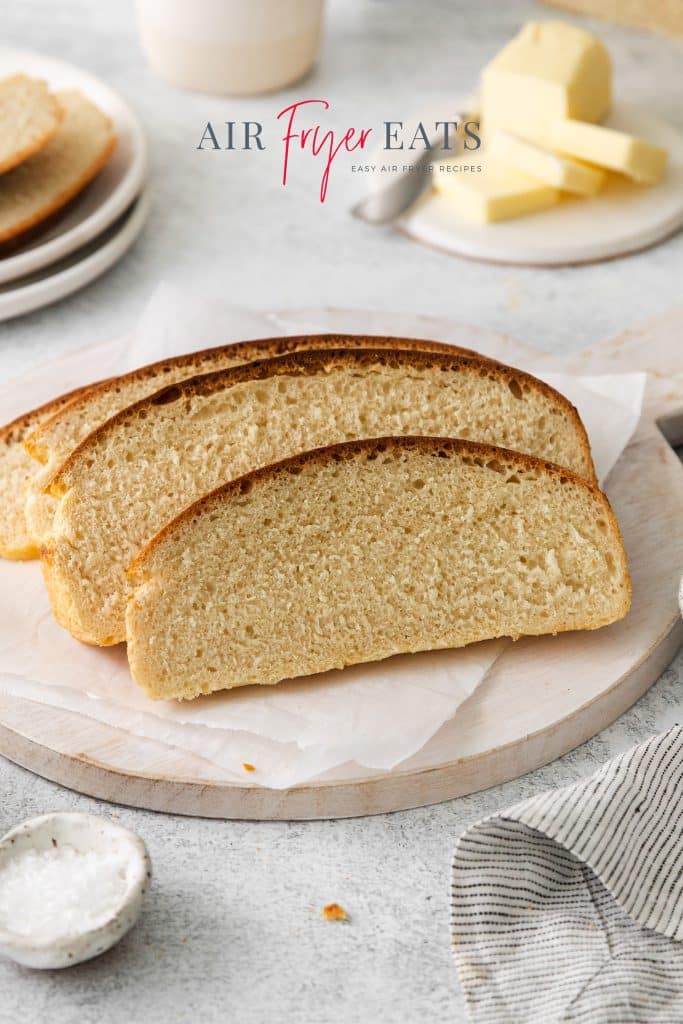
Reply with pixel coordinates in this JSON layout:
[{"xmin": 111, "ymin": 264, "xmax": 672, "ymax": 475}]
[
  {"xmin": 550, "ymin": 119, "xmax": 668, "ymax": 184},
  {"xmin": 489, "ymin": 130, "xmax": 606, "ymax": 195},
  {"xmin": 481, "ymin": 21, "xmax": 612, "ymax": 146},
  {"xmin": 433, "ymin": 157, "xmax": 560, "ymax": 223}
]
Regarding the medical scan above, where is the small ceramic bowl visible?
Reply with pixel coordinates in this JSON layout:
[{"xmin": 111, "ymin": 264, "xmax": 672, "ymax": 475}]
[{"xmin": 0, "ymin": 812, "xmax": 151, "ymax": 969}]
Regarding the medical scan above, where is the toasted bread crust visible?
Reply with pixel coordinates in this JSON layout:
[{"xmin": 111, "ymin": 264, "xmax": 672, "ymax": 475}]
[
  {"xmin": 129, "ymin": 434, "xmax": 630, "ymax": 616},
  {"xmin": 0, "ymin": 384, "xmax": 94, "ymax": 447},
  {"xmin": 52, "ymin": 347, "xmax": 595, "ymax": 489}
]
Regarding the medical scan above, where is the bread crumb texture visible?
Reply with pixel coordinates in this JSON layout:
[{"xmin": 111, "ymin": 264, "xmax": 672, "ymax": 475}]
[
  {"xmin": 43, "ymin": 351, "xmax": 595, "ymax": 646},
  {"xmin": 0, "ymin": 417, "xmax": 46, "ymax": 559},
  {"xmin": 0, "ymin": 393, "xmax": 86, "ymax": 559},
  {"xmin": 322, "ymin": 903, "xmax": 348, "ymax": 922},
  {"xmin": 126, "ymin": 437, "xmax": 630, "ymax": 700},
  {"xmin": 0, "ymin": 88, "xmax": 115, "ymax": 244},
  {"xmin": 0, "ymin": 74, "xmax": 62, "ymax": 175},
  {"xmin": 19, "ymin": 335, "xmax": 467, "ymax": 553}
]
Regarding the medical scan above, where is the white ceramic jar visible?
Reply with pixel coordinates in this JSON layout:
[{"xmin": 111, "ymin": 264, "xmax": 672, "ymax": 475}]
[{"xmin": 135, "ymin": 0, "xmax": 325, "ymax": 96}]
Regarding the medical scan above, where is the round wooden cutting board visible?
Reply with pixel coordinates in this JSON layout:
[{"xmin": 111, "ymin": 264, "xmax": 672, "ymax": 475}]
[{"xmin": 1, "ymin": 309, "xmax": 682, "ymax": 819}]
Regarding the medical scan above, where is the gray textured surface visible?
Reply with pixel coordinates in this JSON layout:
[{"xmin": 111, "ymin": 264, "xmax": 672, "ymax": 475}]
[{"xmin": 0, "ymin": 2, "xmax": 682, "ymax": 1022}]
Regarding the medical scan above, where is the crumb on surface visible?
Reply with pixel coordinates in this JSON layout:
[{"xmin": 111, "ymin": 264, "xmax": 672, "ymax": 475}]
[
  {"xmin": 242, "ymin": 762, "xmax": 256, "ymax": 772},
  {"xmin": 322, "ymin": 902, "xmax": 348, "ymax": 922}
]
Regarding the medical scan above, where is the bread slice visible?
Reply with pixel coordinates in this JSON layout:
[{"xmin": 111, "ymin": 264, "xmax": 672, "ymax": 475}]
[
  {"xmin": 7, "ymin": 334, "xmax": 469, "ymax": 559},
  {"xmin": 0, "ymin": 384, "xmax": 94, "ymax": 559},
  {"xmin": 0, "ymin": 75, "xmax": 63, "ymax": 175},
  {"xmin": 41, "ymin": 348, "xmax": 595, "ymax": 646},
  {"xmin": 0, "ymin": 89, "xmax": 116, "ymax": 244},
  {"xmin": 126, "ymin": 436, "xmax": 630, "ymax": 700}
]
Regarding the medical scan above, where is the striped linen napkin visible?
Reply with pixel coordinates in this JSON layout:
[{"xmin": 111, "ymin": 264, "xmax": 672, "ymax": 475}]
[{"xmin": 452, "ymin": 727, "xmax": 683, "ymax": 1023}]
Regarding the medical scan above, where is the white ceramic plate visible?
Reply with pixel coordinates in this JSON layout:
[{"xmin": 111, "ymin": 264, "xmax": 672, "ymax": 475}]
[
  {"xmin": 0, "ymin": 188, "xmax": 150, "ymax": 322},
  {"xmin": 0, "ymin": 46, "xmax": 148, "ymax": 285},
  {"xmin": 400, "ymin": 105, "xmax": 683, "ymax": 266}
]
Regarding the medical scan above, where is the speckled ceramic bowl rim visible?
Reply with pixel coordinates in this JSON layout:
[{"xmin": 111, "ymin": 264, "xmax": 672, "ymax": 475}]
[{"xmin": 0, "ymin": 812, "xmax": 151, "ymax": 952}]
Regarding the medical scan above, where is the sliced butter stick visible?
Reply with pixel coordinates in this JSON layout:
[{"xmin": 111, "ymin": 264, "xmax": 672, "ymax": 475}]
[
  {"xmin": 481, "ymin": 21, "xmax": 612, "ymax": 147},
  {"xmin": 434, "ymin": 157, "xmax": 559, "ymax": 223},
  {"xmin": 549, "ymin": 119, "xmax": 668, "ymax": 185},
  {"xmin": 0, "ymin": 89, "xmax": 116, "ymax": 244},
  {"xmin": 0, "ymin": 74, "xmax": 63, "ymax": 175},
  {"xmin": 489, "ymin": 130, "xmax": 606, "ymax": 196}
]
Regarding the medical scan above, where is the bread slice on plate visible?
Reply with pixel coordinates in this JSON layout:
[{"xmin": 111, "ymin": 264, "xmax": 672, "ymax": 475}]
[
  {"xmin": 0, "ymin": 89, "xmax": 116, "ymax": 244},
  {"xmin": 0, "ymin": 74, "xmax": 63, "ymax": 176},
  {"xmin": 126, "ymin": 436, "xmax": 630, "ymax": 700},
  {"xmin": 0, "ymin": 334, "xmax": 466, "ymax": 559},
  {"xmin": 0, "ymin": 383, "xmax": 93, "ymax": 559},
  {"xmin": 41, "ymin": 347, "xmax": 595, "ymax": 646}
]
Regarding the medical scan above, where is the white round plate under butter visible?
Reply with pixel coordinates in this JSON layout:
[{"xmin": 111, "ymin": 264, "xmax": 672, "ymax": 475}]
[
  {"xmin": 0, "ymin": 46, "xmax": 148, "ymax": 285},
  {"xmin": 0, "ymin": 812, "xmax": 151, "ymax": 969},
  {"xmin": 400, "ymin": 104, "xmax": 683, "ymax": 266}
]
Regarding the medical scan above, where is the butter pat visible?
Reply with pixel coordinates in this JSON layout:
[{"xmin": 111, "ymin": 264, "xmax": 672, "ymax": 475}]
[
  {"xmin": 481, "ymin": 21, "xmax": 612, "ymax": 145},
  {"xmin": 434, "ymin": 158, "xmax": 560, "ymax": 223},
  {"xmin": 550, "ymin": 119, "xmax": 668, "ymax": 184},
  {"xmin": 489, "ymin": 130, "xmax": 606, "ymax": 196}
]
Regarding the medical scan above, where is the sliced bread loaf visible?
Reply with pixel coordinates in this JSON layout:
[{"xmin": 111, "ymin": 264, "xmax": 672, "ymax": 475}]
[
  {"xmin": 12, "ymin": 334, "xmax": 467, "ymax": 558},
  {"xmin": 0, "ymin": 75, "xmax": 63, "ymax": 175},
  {"xmin": 42, "ymin": 348, "xmax": 595, "ymax": 646},
  {"xmin": 0, "ymin": 89, "xmax": 116, "ymax": 244},
  {"xmin": 126, "ymin": 436, "xmax": 630, "ymax": 700},
  {"xmin": 0, "ymin": 384, "xmax": 94, "ymax": 559}
]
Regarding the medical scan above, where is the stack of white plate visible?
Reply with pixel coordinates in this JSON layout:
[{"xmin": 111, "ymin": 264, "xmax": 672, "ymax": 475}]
[{"xmin": 0, "ymin": 47, "xmax": 149, "ymax": 321}]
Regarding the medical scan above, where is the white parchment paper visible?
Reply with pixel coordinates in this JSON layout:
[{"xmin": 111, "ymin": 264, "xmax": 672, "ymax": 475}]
[{"xmin": 0, "ymin": 286, "xmax": 646, "ymax": 788}]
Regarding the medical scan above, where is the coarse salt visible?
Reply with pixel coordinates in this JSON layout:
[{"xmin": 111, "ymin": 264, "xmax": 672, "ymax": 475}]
[{"xmin": 0, "ymin": 845, "xmax": 130, "ymax": 942}]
